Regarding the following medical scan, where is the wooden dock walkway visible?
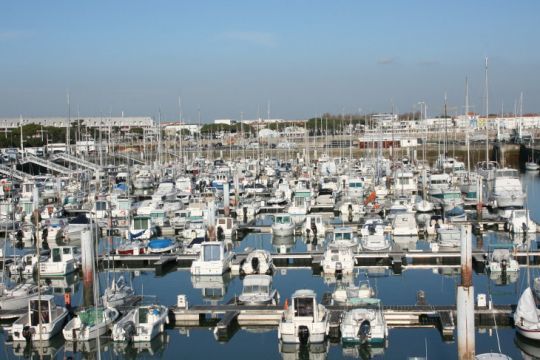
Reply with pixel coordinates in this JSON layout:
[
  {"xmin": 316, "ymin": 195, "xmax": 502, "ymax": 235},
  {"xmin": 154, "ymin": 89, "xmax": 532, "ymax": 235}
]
[{"xmin": 171, "ymin": 301, "xmax": 515, "ymax": 342}]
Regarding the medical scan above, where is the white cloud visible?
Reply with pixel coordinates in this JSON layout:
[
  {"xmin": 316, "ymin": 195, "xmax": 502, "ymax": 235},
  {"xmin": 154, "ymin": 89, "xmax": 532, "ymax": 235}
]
[{"xmin": 219, "ymin": 31, "xmax": 277, "ymax": 47}]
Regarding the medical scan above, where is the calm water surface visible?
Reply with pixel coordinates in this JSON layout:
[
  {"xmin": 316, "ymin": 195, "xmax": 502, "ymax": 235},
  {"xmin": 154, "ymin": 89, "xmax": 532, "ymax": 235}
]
[{"xmin": 2, "ymin": 173, "xmax": 540, "ymax": 359}]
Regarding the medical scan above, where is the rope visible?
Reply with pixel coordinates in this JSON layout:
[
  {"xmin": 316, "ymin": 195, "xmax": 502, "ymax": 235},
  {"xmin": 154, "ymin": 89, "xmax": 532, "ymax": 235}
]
[{"xmin": 490, "ymin": 294, "xmax": 502, "ymax": 354}]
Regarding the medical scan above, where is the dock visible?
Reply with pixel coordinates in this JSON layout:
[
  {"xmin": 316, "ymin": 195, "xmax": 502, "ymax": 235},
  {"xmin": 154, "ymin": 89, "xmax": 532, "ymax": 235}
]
[
  {"xmin": 170, "ymin": 301, "xmax": 515, "ymax": 342},
  {"xmin": 99, "ymin": 249, "xmax": 540, "ymax": 274}
]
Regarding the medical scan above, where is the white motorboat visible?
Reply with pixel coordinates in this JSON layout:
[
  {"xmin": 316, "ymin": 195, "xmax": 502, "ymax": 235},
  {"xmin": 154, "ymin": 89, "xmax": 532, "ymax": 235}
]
[
  {"xmin": 514, "ymin": 287, "xmax": 540, "ymax": 340},
  {"xmin": 39, "ymin": 246, "xmax": 79, "ymax": 276},
  {"xmin": 340, "ymin": 303, "xmax": 387, "ymax": 345},
  {"xmin": 63, "ymin": 306, "xmax": 119, "ymax": 341},
  {"xmin": 525, "ymin": 162, "xmax": 539, "ymax": 171},
  {"xmin": 278, "ymin": 289, "xmax": 328, "ymax": 344},
  {"xmin": 272, "ymin": 214, "xmax": 295, "ymax": 237},
  {"xmin": 127, "ymin": 215, "xmax": 157, "ymax": 241},
  {"xmin": 241, "ymin": 249, "xmax": 274, "ymax": 275},
  {"xmin": 238, "ymin": 275, "xmax": 280, "ymax": 305},
  {"xmin": 321, "ymin": 240, "xmax": 356, "ymax": 275},
  {"xmin": 331, "ymin": 278, "xmax": 375, "ymax": 306},
  {"xmin": 190, "ymin": 242, "xmax": 234, "ymax": 275},
  {"xmin": 360, "ymin": 219, "xmax": 391, "ymax": 251},
  {"xmin": 506, "ymin": 209, "xmax": 537, "ymax": 233},
  {"xmin": 0, "ymin": 282, "xmax": 50, "ymax": 310},
  {"xmin": 112, "ymin": 304, "xmax": 169, "ymax": 342},
  {"xmin": 436, "ymin": 226, "xmax": 461, "ymax": 248},
  {"xmin": 303, "ymin": 214, "xmax": 328, "ymax": 239},
  {"xmin": 391, "ymin": 212, "xmax": 418, "ymax": 236},
  {"xmin": 11, "ymin": 295, "xmax": 69, "ymax": 342},
  {"xmin": 490, "ymin": 168, "xmax": 526, "ymax": 208},
  {"xmin": 102, "ymin": 275, "xmax": 135, "ymax": 307},
  {"xmin": 216, "ymin": 216, "xmax": 237, "ymax": 239},
  {"xmin": 487, "ymin": 249, "xmax": 519, "ymax": 273}
]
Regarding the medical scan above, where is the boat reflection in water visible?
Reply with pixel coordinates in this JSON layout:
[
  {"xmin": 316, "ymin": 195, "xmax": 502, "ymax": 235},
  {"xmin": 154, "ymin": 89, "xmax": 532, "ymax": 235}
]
[
  {"xmin": 279, "ymin": 341, "xmax": 329, "ymax": 360},
  {"xmin": 64, "ymin": 337, "xmax": 111, "ymax": 355},
  {"xmin": 272, "ymin": 235, "xmax": 295, "ymax": 254},
  {"xmin": 392, "ymin": 235, "xmax": 418, "ymax": 251},
  {"xmin": 191, "ymin": 273, "xmax": 232, "ymax": 304},
  {"xmin": 112, "ymin": 332, "xmax": 169, "ymax": 359},
  {"xmin": 40, "ymin": 272, "xmax": 80, "ymax": 295},
  {"xmin": 342, "ymin": 341, "xmax": 387, "ymax": 359},
  {"xmin": 9, "ymin": 335, "xmax": 64, "ymax": 360},
  {"xmin": 515, "ymin": 333, "xmax": 540, "ymax": 360}
]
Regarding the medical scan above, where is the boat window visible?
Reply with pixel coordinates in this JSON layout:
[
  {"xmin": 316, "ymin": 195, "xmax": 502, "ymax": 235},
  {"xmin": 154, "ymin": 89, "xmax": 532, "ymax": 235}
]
[
  {"xmin": 244, "ymin": 285, "xmax": 269, "ymax": 293},
  {"xmin": 203, "ymin": 244, "xmax": 221, "ymax": 261},
  {"xmin": 335, "ymin": 232, "xmax": 352, "ymax": 240},
  {"xmin": 96, "ymin": 201, "xmax": 107, "ymax": 211},
  {"xmin": 52, "ymin": 248, "xmax": 61, "ymax": 262},
  {"xmin": 294, "ymin": 297, "xmax": 314, "ymax": 317},
  {"xmin": 62, "ymin": 248, "xmax": 72, "ymax": 255},
  {"xmin": 119, "ymin": 201, "xmax": 131, "ymax": 210},
  {"xmin": 138, "ymin": 307, "xmax": 149, "ymax": 323},
  {"xmin": 134, "ymin": 218, "xmax": 149, "ymax": 230},
  {"xmin": 30, "ymin": 300, "xmax": 50, "ymax": 325}
]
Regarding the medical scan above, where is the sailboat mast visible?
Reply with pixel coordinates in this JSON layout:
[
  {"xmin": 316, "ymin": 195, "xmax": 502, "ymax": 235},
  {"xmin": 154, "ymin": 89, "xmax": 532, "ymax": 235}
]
[
  {"xmin": 465, "ymin": 77, "xmax": 470, "ymax": 172},
  {"xmin": 485, "ymin": 57, "xmax": 489, "ymax": 163}
]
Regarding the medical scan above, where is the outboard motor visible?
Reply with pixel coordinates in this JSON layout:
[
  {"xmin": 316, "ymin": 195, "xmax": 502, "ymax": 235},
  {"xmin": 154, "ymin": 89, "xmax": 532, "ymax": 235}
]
[
  {"xmin": 298, "ymin": 325, "xmax": 310, "ymax": 344},
  {"xmin": 335, "ymin": 261, "xmax": 343, "ymax": 275},
  {"xmin": 358, "ymin": 320, "xmax": 371, "ymax": 343},
  {"xmin": 22, "ymin": 325, "xmax": 34, "ymax": 342},
  {"xmin": 251, "ymin": 256, "xmax": 260, "ymax": 273},
  {"xmin": 348, "ymin": 204, "xmax": 353, "ymax": 222},
  {"xmin": 305, "ymin": 228, "xmax": 311, "ymax": 243},
  {"xmin": 368, "ymin": 224, "xmax": 376, "ymax": 235},
  {"xmin": 217, "ymin": 227, "xmax": 224, "ymax": 241},
  {"xmin": 243, "ymin": 207, "xmax": 248, "ymax": 223}
]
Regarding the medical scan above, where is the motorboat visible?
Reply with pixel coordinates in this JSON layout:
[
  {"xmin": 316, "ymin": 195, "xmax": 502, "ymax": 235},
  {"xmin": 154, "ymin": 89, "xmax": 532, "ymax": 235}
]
[
  {"xmin": 321, "ymin": 240, "xmax": 356, "ymax": 275},
  {"xmin": 490, "ymin": 168, "xmax": 525, "ymax": 208},
  {"xmin": 303, "ymin": 214, "xmax": 328, "ymax": 239},
  {"xmin": 331, "ymin": 278, "xmax": 375, "ymax": 306},
  {"xmin": 278, "ymin": 289, "xmax": 328, "ymax": 344},
  {"xmin": 102, "ymin": 275, "xmax": 136, "ymax": 307},
  {"xmin": 11, "ymin": 295, "xmax": 69, "ymax": 342},
  {"xmin": 0, "ymin": 282, "xmax": 50, "ymax": 310},
  {"xmin": 514, "ymin": 287, "xmax": 540, "ymax": 340},
  {"xmin": 39, "ymin": 246, "xmax": 80, "ymax": 276},
  {"xmin": 238, "ymin": 275, "xmax": 280, "ymax": 305},
  {"xmin": 127, "ymin": 215, "xmax": 157, "ymax": 240},
  {"xmin": 147, "ymin": 237, "xmax": 178, "ymax": 254},
  {"xmin": 116, "ymin": 240, "xmax": 147, "ymax": 255},
  {"xmin": 506, "ymin": 209, "xmax": 537, "ymax": 233},
  {"xmin": 241, "ymin": 249, "xmax": 274, "ymax": 275},
  {"xmin": 340, "ymin": 303, "xmax": 387, "ymax": 345},
  {"xmin": 112, "ymin": 304, "xmax": 169, "ymax": 342},
  {"xmin": 272, "ymin": 214, "xmax": 295, "ymax": 237},
  {"xmin": 190, "ymin": 242, "xmax": 234, "ymax": 275},
  {"xmin": 216, "ymin": 216, "xmax": 237, "ymax": 239},
  {"xmin": 360, "ymin": 219, "xmax": 391, "ymax": 251},
  {"xmin": 487, "ymin": 249, "xmax": 519, "ymax": 273},
  {"xmin": 436, "ymin": 226, "xmax": 461, "ymax": 248},
  {"xmin": 391, "ymin": 212, "xmax": 418, "ymax": 236},
  {"xmin": 63, "ymin": 306, "xmax": 119, "ymax": 341}
]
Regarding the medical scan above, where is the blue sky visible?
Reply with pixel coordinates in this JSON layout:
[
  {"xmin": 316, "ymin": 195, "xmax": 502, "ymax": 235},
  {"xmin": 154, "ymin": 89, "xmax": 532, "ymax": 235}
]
[{"xmin": 0, "ymin": 0, "xmax": 539, "ymax": 122}]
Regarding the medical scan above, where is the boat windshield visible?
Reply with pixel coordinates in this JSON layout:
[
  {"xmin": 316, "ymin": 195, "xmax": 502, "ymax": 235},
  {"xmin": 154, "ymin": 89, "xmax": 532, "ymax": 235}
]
[
  {"xmin": 294, "ymin": 297, "xmax": 314, "ymax": 317},
  {"xmin": 133, "ymin": 218, "xmax": 149, "ymax": 230},
  {"xmin": 335, "ymin": 232, "xmax": 352, "ymax": 241},
  {"xmin": 243, "ymin": 285, "xmax": 269, "ymax": 294},
  {"xmin": 203, "ymin": 244, "xmax": 221, "ymax": 261}
]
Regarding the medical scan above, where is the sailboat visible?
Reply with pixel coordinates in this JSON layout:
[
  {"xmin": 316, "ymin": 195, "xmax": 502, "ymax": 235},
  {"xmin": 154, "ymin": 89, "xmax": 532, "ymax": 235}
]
[
  {"xmin": 514, "ymin": 287, "xmax": 540, "ymax": 340},
  {"xmin": 525, "ymin": 140, "xmax": 539, "ymax": 171}
]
